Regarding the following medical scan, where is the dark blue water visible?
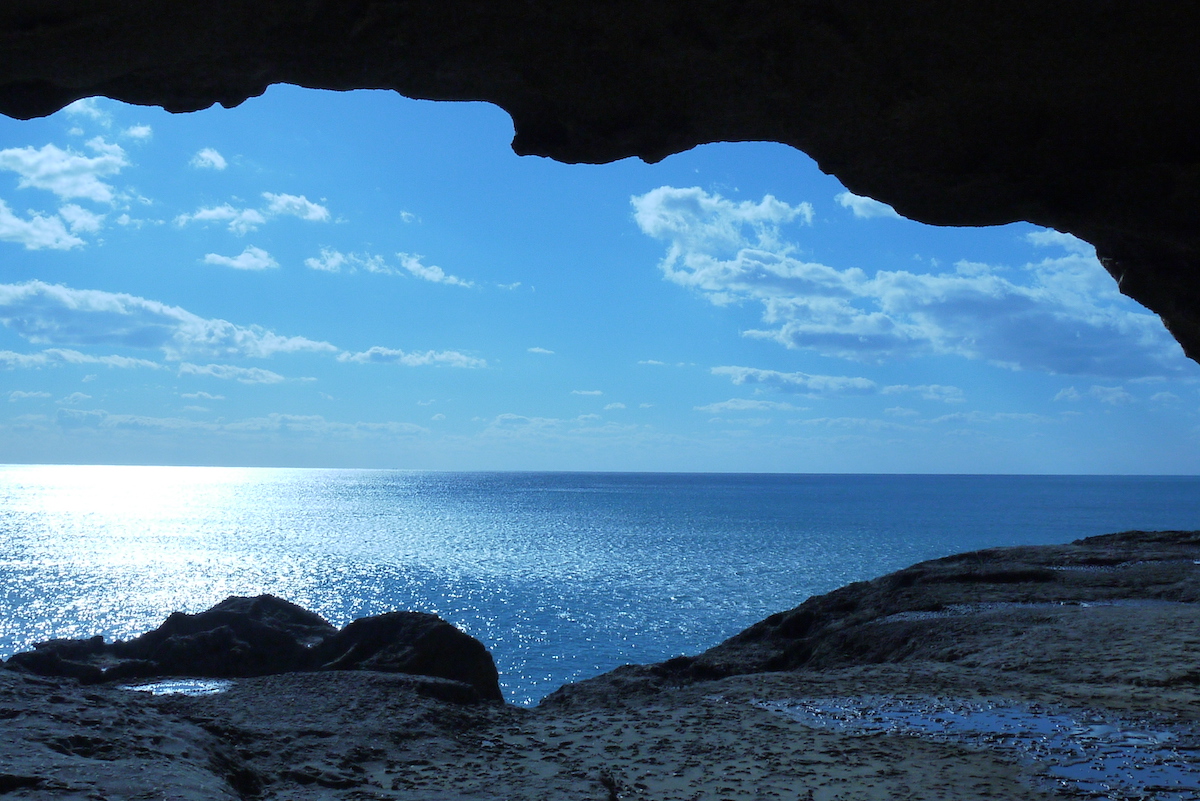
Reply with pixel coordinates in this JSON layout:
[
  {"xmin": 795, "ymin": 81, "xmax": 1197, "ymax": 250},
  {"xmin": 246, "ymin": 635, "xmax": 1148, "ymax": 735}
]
[{"xmin": 1, "ymin": 466, "xmax": 1197, "ymax": 704}]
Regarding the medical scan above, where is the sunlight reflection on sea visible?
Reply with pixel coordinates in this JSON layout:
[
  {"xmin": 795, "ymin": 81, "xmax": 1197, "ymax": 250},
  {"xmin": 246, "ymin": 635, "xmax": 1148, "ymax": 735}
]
[{"xmin": 3, "ymin": 465, "xmax": 1199, "ymax": 705}]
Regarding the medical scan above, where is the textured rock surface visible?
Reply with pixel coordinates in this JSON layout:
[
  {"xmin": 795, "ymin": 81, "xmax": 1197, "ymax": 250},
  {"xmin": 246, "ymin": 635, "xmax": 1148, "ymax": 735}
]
[
  {"xmin": 544, "ymin": 530, "xmax": 1200, "ymax": 709},
  {"xmin": 694, "ymin": 529, "xmax": 1200, "ymax": 677},
  {"xmin": 3, "ymin": 595, "xmax": 503, "ymax": 702},
  {"xmin": 0, "ymin": 669, "xmax": 1058, "ymax": 800},
  {"xmin": 2, "ymin": 3, "xmax": 1199, "ymax": 359}
]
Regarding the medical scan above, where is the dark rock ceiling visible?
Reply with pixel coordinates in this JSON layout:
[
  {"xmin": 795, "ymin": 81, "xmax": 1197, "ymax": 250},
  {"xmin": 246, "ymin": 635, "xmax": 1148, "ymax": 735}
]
[{"xmin": 3, "ymin": 2, "xmax": 1198, "ymax": 362}]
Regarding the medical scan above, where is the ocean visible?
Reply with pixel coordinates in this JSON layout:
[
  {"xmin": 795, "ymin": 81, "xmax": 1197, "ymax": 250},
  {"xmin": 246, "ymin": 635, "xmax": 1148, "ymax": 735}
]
[{"xmin": 2, "ymin": 465, "xmax": 1198, "ymax": 705}]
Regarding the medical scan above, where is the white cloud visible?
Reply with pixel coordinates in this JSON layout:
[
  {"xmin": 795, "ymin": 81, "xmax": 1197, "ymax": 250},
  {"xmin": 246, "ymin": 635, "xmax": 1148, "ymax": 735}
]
[
  {"xmin": 190, "ymin": 148, "xmax": 228, "ymax": 170},
  {"xmin": 224, "ymin": 413, "xmax": 426, "ymax": 437},
  {"xmin": 489, "ymin": 413, "xmax": 563, "ymax": 430},
  {"xmin": 475, "ymin": 412, "xmax": 648, "ymax": 444},
  {"xmin": 203, "ymin": 246, "xmax": 278, "ymax": 271},
  {"xmin": 8, "ymin": 390, "xmax": 50, "ymax": 401},
  {"xmin": 528, "ymin": 347, "xmax": 554, "ymax": 355},
  {"xmin": 1026, "ymin": 229, "xmax": 1094, "ymax": 256},
  {"xmin": 1053, "ymin": 384, "xmax": 1135, "ymax": 405},
  {"xmin": 634, "ymin": 187, "xmax": 1189, "ymax": 378},
  {"xmin": 338, "ymin": 346, "xmax": 486, "ymax": 368},
  {"xmin": 604, "ymin": 402, "xmax": 626, "ymax": 410},
  {"xmin": 634, "ymin": 186, "xmax": 812, "ymax": 254},
  {"xmin": 57, "ymin": 204, "xmax": 104, "ymax": 233},
  {"xmin": 181, "ymin": 391, "xmax": 224, "ymax": 400},
  {"xmin": 53, "ymin": 408, "xmax": 115, "ymax": 429},
  {"xmin": 884, "ymin": 406, "xmax": 920, "ymax": 417},
  {"xmin": 0, "ymin": 281, "xmax": 337, "ymax": 360},
  {"xmin": 55, "ymin": 349, "xmax": 161, "ymax": 369},
  {"xmin": 0, "ymin": 350, "xmax": 51, "ymax": 369},
  {"xmin": 431, "ymin": 413, "xmax": 446, "ymax": 421},
  {"xmin": 0, "ymin": 199, "xmax": 84, "ymax": 250},
  {"xmin": 572, "ymin": 389, "xmax": 603, "ymax": 396},
  {"xmin": 178, "ymin": 363, "xmax": 286, "ymax": 384},
  {"xmin": 0, "ymin": 348, "xmax": 161, "ymax": 370},
  {"xmin": 694, "ymin": 398, "xmax": 803, "ymax": 413},
  {"xmin": 305, "ymin": 248, "xmax": 348, "ymax": 272},
  {"xmin": 638, "ymin": 359, "xmax": 666, "ymax": 366},
  {"xmin": 54, "ymin": 408, "xmax": 178, "ymax": 430},
  {"xmin": 0, "ymin": 137, "xmax": 127, "ymax": 203},
  {"xmin": 1150, "ymin": 391, "xmax": 1180, "ymax": 404},
  {"xmin": 262, "ymin": 192, "xmax": 330, "ymax": 222},
  {"xmin": 63, "ymin": 99, "xmax": 110, "ymax": 124},
  {"xmin": 358, "ymin": 256, "xmax": 392, "ymax": 274},
  {"xmin": 881, "ymin": 384, "xmax": 965, "ymax": 403},
  {"xmin": 835, "ymin": 191, "xmax": 902, "ymax": 219},
  {"xmin": 635, "ymin": 187, "xmax": 859, "ymax": 308},
  {"xmin": 303, "ymin": 248, "xmax": 390, "ymax": 274},
  {"xmin": 400, "ymin": 211, "xmax": 416, "ymax": 223},
  {"xmin": 712, "ymin": 365, "xmax": 877, "ymax": 397},
  {"xmin": 930, "ymin": 411, "xmax": 1050, "ymax": 425},
  {"xmin": 1088, "ymin": 385, "xmax": 1134, "ymax": 405},
  {"xmin": 44, "ymin": 408, "xmax": 427, "ymax": 438},
  {"xmin": 797, "ymin": 416, "xmax": 913, "ymax": 431},
  {"xmin": 122, "ymin": 125, "xmax": 152, "ymax": 140},
  {"xmin": 175, "ymin": 204, "xmax": 266, "ymax": 235},
  {"xmin": 398, "ymin": 253, "xmax": 474, "ymax": 288},
  {"xmin": 177, "ymin": 194, "xmax": 328, "ymax": 235},
  {"xmin": 58, "ymin": 392, "xmax": 92, "ymax": 404}
]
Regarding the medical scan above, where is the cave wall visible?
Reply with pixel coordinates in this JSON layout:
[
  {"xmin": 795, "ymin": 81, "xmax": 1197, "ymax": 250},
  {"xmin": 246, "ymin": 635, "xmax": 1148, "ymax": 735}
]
[{"xmin": 2, "ymin": 1, "xmax": 1198, "ymax": 360}]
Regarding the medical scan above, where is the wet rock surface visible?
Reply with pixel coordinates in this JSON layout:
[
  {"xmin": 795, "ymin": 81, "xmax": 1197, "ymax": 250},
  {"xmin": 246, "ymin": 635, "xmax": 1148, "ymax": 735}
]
[
  {"xmin": 761, "ymin": 696, "xmax": 1200, "ymax": 800},
  {"xmin": 2, "ymin": 3, "xmax": 1199, "ymax": 361},
  {"xmin": 4, "ymin": 594, "xmax": 503, "ymax": 702},
  {"xmin": 2, "ymin": 531, "xmax": 1198, "ymax": 799}
]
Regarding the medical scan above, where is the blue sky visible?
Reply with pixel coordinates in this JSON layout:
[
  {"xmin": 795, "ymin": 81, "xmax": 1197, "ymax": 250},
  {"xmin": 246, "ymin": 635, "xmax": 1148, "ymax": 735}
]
[{"xmin": 0, "ymin": 86, "xmax": 1197, "ymax": 472}]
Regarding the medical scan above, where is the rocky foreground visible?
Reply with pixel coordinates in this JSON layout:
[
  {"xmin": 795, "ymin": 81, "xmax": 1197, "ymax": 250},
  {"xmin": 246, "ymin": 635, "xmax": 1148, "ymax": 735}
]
[{"xmin": 3, "ymin": 530, "xmax": 1199, "ymax": 800}]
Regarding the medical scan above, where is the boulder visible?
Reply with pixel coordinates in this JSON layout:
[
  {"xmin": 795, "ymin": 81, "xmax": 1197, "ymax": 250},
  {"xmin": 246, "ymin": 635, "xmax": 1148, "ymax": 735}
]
[
  {"xmin": 2, "ymin": 595, "xmax": 502, "ymax": 702},
  {"xmin": 312, "ymin": 612, "xmax": 503, "ymax": 702},
  {"xmin": 110, "ymin": 595, "xmax": 335, "ymax": 677}
]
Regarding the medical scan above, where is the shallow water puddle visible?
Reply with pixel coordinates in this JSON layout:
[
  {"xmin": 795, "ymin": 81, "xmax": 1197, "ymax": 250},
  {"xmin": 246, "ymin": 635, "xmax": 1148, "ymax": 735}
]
[
  {"xmin": 119, "ymin": 678, "xmax": 233, "ymax": 696},
  {"xmin": 875, "ymin": 598, "xmax": 1189, "ymax": 624},
  {"xmin": 759, "ymin": 696, "xmax": 1200, "ymax": 800}
]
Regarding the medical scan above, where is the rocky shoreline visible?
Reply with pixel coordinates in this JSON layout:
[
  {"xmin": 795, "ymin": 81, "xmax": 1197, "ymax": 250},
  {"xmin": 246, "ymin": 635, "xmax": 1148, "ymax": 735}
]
[
  {"xmin": 4, "ymin": 595, "xmax": 503, "ymax": 704},
  {"xmin": 3, "ymin": 530, "xmax": 1199, "ymax": 799}
]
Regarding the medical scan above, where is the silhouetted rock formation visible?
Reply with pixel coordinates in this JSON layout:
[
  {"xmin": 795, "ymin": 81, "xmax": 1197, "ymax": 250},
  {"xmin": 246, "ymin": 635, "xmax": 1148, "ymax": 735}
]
[
  {"xmin": 3, "ymin": 595, "xmax": 504, "ymax": 702},
  {"xmin": 2, "ymin": 3, "xmax": 1199, "ymax": 361},
  {"xmin": 311, "ymin": 611, "xmax": 502, "ymax": 700}
]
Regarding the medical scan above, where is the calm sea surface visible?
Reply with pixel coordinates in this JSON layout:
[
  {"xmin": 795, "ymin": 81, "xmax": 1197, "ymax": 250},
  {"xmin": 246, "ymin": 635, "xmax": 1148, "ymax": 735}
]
[{"xmin": 2, "ymin": 466, "xmax": 1198, "ymax": 704}]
